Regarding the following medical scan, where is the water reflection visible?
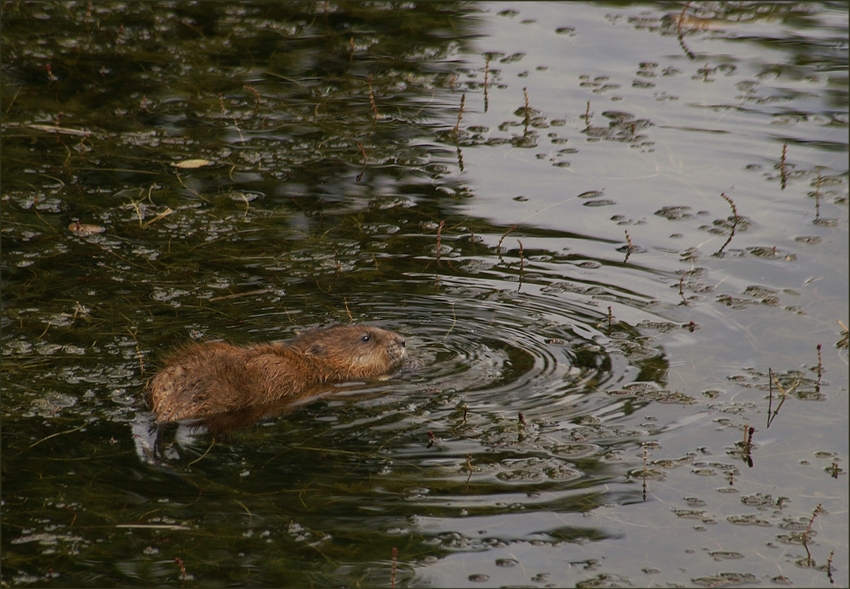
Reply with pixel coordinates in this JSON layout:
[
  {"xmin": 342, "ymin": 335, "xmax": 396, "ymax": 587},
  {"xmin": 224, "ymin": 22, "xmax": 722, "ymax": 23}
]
[{"xmin": 2, "ymin": 1, "xmax": 846, "ymax": 587}]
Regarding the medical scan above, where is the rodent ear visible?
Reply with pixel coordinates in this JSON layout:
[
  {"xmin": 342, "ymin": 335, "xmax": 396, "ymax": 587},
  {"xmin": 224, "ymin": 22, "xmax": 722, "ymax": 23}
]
[{"xmin": 306, "ymin": 342, "xmax": 326, "ymax": 357}]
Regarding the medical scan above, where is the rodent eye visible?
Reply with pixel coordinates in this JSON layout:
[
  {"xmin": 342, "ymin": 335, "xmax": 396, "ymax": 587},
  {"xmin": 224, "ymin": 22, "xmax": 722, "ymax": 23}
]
[{"xmin": 361, "ymin": 334, "xmax": 371, "ymax": 343}]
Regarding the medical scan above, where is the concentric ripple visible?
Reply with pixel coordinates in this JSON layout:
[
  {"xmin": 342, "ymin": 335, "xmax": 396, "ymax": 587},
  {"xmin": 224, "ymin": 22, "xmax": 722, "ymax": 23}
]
[{"xmin": 351, "ymin": 276, "xmax": 668, "ymax": 424}]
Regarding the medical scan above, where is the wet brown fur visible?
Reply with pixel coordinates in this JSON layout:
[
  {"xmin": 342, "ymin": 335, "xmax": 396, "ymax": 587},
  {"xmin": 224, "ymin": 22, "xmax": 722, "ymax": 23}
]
[{"xmin": 146, "ymin": 325, "xmax": 406, "ymax": 424}]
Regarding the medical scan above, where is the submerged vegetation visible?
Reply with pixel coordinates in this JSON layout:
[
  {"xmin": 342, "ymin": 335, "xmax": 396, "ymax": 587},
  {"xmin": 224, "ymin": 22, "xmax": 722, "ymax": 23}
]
[{"xmin": 2, "ymin": 2, "xmax": 847, "ymax": 587}]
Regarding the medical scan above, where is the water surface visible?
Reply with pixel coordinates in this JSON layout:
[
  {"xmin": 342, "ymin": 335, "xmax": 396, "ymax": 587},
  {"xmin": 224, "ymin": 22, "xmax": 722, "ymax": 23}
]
[{"xmin": 2, "ymin": 2, "xmax": 847, "ymax": 587}]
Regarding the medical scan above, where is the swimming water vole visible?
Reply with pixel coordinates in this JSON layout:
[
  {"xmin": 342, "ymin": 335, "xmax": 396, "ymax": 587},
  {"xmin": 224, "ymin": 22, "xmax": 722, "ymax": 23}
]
[{"xmin": 146, "ymin": 325, "xmax": 408, "ymax": 423}]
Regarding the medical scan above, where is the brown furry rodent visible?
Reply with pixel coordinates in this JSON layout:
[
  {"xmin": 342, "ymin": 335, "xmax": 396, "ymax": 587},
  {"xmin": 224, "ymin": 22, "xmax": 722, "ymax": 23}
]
[{"xmin": 146, "ymin": 325, "xmax": 407, "ymax": 424}]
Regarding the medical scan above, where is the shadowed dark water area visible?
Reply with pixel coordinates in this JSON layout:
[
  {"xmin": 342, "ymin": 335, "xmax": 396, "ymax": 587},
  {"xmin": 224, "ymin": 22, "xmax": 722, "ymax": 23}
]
[{"xmin": 2, "ymin": 2, "xmax": 847, "ymax": 587}]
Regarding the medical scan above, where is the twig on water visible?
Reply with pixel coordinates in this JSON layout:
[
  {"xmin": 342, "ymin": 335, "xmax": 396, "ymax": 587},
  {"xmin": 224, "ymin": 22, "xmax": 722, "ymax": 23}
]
[
  {"xmin": 816, "ymin": 343, "xmax": 823, "ymax": 390},
  {"xmin": 827, "ymin": 550, "xmax": 835, "ymax": 584},
  {"xmin": 496, "ymin": 225, "xmax": 516, "ymax": 258},
  {"xmin": 715, "ymin": 192, "xmax": 739, "ymax": 256},
  {"xmin": 453, "ymin": 93, "xmax": 466, "ymax": 137},
  {"xmin": 435, "ymin": 220, "xmax": 446, "ymax": 265},
  {"xmin": 368, "ymin": 73, "xmax": 378, "ymax": 121},
  {"xmin": 766, "ymin": 368, "xmax": 792, "ymax": 428},
  {"xmin": 779, "ymin": 143, "xmax": 788, "ymax": 190},
  {"xmin": 813, "ymin": 168, "xmax": 823, "ymax": 198},
  {"xmin": 814, "ymin": 169, "xmax": 823, "ymax": 222},
  {"xmin": 521, "ymin": 87, "xmax": 532, "ymax": 134},
  {"xmin": 676, "ymin": 1, "xmax": 696, "ymax": 60},
  {"xmin": 516, "ymin": 238, "xmax": 525, "ymax": 290},
  {"xmin": 391, "ymin": 547, "xmax": 398, "ymax": 589},
  {"xmin": 803, "ymin": 504, "xmax": 825, "ymax": 566},
  {"xmin": 174, "ymin": 171, "xmax": 203, "ymax": 199},
  {"xmin": 141, "ymin": 207, "xmax": 174, "ymax": 229},
  {"xmin": 21, "ymin": 424, "xmax": 87, "ymax": 453},
  {"xmin": 483, "ymin": 55, "xmax": 491, "ymax": 112},
  {"xmin": 243, "ymin": 85, "xmax": 261, "ymax": 113},
  {"xmin": 452, "ymin": 94, "xmax": 466, "ymax": 172},
  {"xmin": 356, "ymin": 142, "xmax": 368, "ymax": 182},
  {"xmin": 767, "ymin": 367, "xmax": 774, "ymax": 428},
  {"xmin": 676, "ymin": 1, "xmax": 689, "ymax": 36}
]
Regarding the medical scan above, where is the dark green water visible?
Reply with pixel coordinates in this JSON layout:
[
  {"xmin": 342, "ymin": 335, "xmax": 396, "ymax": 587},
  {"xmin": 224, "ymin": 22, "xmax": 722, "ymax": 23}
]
[{"xmin": 2, "ymin": 2, "xmax": 847, "ymax": 587}]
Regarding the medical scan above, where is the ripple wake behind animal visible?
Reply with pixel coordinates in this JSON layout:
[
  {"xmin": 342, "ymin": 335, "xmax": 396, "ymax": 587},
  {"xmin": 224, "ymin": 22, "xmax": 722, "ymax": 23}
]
[{"xmin": 145, "ymin": 325, "xmax": 410, "ymax": 424}]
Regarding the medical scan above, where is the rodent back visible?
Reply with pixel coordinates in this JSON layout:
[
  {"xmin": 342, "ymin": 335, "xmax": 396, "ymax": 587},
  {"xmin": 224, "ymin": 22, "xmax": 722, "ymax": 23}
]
[{"xmin": 146, "ymin": 325, "xmax": 407, "ymax": 424}]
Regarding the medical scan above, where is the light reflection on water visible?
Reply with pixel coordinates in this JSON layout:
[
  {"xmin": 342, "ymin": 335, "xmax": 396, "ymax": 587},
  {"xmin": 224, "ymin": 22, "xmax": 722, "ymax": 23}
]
[{"xmin": 1, "ymin": 1, "xmax": 846, "ymax": 587}]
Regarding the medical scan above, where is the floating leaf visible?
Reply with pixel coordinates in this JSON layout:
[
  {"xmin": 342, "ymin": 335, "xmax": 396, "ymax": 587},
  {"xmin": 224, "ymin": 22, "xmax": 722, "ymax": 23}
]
[{"xmin": 172, "ymin": 159, "xmax": 210, "ymax": 169}]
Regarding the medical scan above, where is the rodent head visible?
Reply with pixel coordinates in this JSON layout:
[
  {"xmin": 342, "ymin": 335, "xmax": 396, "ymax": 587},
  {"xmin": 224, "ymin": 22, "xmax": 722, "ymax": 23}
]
[{"xmin": 291, "ymin": 325, "xmax": 407, "ymax": 379}]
